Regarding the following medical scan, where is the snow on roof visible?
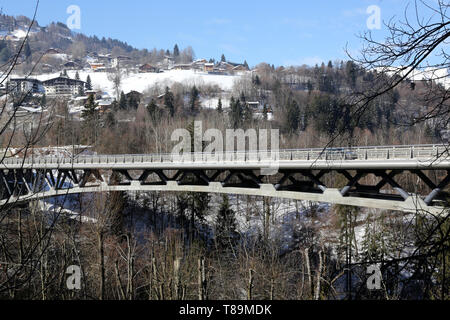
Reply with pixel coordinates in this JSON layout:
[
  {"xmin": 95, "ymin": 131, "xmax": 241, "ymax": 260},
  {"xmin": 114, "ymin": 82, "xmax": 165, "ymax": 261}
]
[
  {"xmin": 19, "ymin": 106, "xmax": 43, "ymax": 113},
  {"xmin": 73, "ymin": 96, "xmax": 88, "ymax": 101}
]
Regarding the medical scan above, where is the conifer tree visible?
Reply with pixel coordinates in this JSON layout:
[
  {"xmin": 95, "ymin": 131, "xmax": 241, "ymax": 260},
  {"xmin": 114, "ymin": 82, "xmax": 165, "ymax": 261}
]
[
  {"xmin": 164, "ymin": 86, "xmax": 175, "ymax": 117},
  {"xmin": 215, "ymin": 195, "xmax": 238, "ymax": 249},
  {"xmin": 147, "ymin": 99, "xmax": 159, "ymax": 122},
  {"xmin": 262, "ymin": 104, "xmax": 268, "ymax": 121},
  {"xmin": 286, "ymin": 99, "xmax": 300, "ymax": 133},
  {"xmin": 189, "ymin": 85, "xmax": 199, "ymax": 113},
  {"xmin": 81, "ymin": 94, "xmax": 99, "ymax": 144},
  {"xmin": 173, "ymin": 44, "xmax": 180, "ymax": 57},
  {"xmin": 217, "ymin": 98, "xmax": 223, "ymax": 113},
  {"xmin": 24, "ymin": 40, "xmax": 32, "ymax": 61},
  {"xmin": 229, "ymin": 97, "xmax": 243, "ymax": 129},
  {"xmin": 119, "ymin": 91, "xmax": 127, "ymax": 110},
  {"xmin": 86, "ymin": 75, "xmax": 92, "ymax": 90}
]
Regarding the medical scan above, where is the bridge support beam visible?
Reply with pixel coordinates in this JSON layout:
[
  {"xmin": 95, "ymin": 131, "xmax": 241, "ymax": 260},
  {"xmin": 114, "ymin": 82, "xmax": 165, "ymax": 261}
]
[{"xmin": 1, "ymin": 166, "xmax": 449, "ymax": 215}]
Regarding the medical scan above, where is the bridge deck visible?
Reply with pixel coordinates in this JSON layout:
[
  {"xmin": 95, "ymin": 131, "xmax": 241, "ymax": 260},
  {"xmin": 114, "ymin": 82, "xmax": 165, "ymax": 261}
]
[
  {"xmin": 1, "ymin": 144, "xmax": 449, "ymax": 215},
  {"xmin": 1, "ymin": 144, "xmax": 449, "ymax": 170}
]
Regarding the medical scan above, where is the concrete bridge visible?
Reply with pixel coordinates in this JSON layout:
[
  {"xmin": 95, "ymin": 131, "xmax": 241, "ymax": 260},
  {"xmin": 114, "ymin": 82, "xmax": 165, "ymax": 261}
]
[{"xmin": 1, "ymin": 144, "xmax": 449, "ymax": 215}]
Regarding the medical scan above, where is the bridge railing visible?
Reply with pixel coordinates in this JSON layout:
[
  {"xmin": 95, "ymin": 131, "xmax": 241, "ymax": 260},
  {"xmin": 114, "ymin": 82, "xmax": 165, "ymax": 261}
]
[{"xmin": 1, "ymin": 144, "xmax": 449, "ymax": 166}]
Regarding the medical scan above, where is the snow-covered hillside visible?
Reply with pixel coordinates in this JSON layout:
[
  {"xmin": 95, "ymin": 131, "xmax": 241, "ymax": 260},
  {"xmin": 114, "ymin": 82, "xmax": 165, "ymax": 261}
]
[
  {"xmin": 36, "ymin": 69, "xmax": 243, "ymax": 98},
  {"xmin": 377, "ymin": 66, "xmax": 450, "ymax": 89},
  {"xmin": 0, "ymin": 27, "xmax": 40, "ymax": 41}
]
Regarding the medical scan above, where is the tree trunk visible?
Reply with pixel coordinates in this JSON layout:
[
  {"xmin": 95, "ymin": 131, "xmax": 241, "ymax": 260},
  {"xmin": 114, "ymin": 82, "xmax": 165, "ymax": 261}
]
[
  {"xmin": 304, "ymin": 248, "xmax": 312, "ymax": 299},
  {"xmin": 98, "ymin": 231, "xmax": 105, "ymax": 300},
  {"xmin": 198, "ymin": 257, "xmax": 206, "ymax": 300},
  {"xmin": 174, "ymin": 258, "xmax": 181, "ymax": 300},
  {"xmin": 314, "ymin": 250, "xmax": 323, "ymax": 300},
  {"xmin": 247, "ymin": 269, "xmax": 254, "ymax": 300}
]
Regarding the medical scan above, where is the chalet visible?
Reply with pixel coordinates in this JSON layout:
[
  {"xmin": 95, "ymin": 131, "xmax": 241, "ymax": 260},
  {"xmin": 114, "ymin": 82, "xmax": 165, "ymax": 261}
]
[
  {"xmin": 125, "ymin": 91, "xmax": 143, "ymax": 107},
  {"xmin": 139, "ymin": 64, "xmax": 158, "ymax": 73},
  {"xmin": 217, "ymin": 61, "xmax": 235, "ymax": 71},
  {"xmin": 42, "ymin": 77, "xmax": 86, "ymax": 97},
  {"xmin": 98, "ymin": 54, "xmax": 112, "ymax": 63},
  {"xmin": 112, "ymin": 56, "xmax": 132, "ymax": 68},
  {"xmin": 204, "ymin": 63, "xmax": 214, "ymax": 72},
  {"xmin": 163, "ymin": 55, "xmax": 175, "ymax": 68},
  {"xmin": 89, "ymin": 62, "xmax": 106, "ymax": 72},
  {"xmin": 41, "ymin": 64, "xmax": 54, "ymax": 73},
  {"xmin": 9, "ymin": 78, "xmax": 45, "ymax": 95},
  {"xmin": 233, "ymin": 65, "xmax": 248, "ymax": 72},
  {"xmin": 171, "ymin": 64, "xmax": 192, "ymax": 71},
  {"xmin": 45, "ymin": 48, "xmax": 63, "ymax": 55},
  {"xmin": 85, "ymin": 90, "xmax": 98, "ymax": 97},
  {"xmin": 218, "ymin": 61, "xmax": 249, "ymax": 73},
  {"xmin": 63, "ymin": 61, "xmax": 81, "ymax": 70},
  {"xmin": 191, "ymin": 59, "xmax": 208, "ymax": 71},
  {"xmin": 97, "ymin": 98, "xmax": 115, "ymax": 112}
]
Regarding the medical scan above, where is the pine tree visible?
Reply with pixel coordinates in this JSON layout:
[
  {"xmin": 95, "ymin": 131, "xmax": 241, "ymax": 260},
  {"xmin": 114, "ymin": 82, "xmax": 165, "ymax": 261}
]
[
  {"xmin": 262, "ymin": 104, "xmax": 268, "ymax": 121},
  {"xmin": 183, "ymin": 121, "xmax": 211, "ymax": 238},
  {"xmin": 217, "ymin": 98, "xmax": 223, "ymax": 113},
  {"xmin": 24, "ymin": 40, "xmax": 32, "ymax": 61},
  {"xmin": 173, "ymin": 44, "xmax": 180, "ymax": 57},
  {"xmin": 221, "ymin": 54, "xmax": 226, "ymax": 62},
  {"xmin": 105, "ymin": 111, "xmax": 116, "ymax": 128},
  {"xmin": 82, "ymin": 94, "xmax": 98, "ymax": 121},
  {"xmin": 253, "ymin": 74, "xmax": 261, "ymax": 86},
  {"xmin": 286, "ymin": 99, "xmax": 300, "ymax": 133},
  {"xmin": 243, "ymin": 60, "xmax": 249, "ymax": 69},
  {"xmin": 75, "ymin": 71, "xmax": 80, "ymax": 80},
  {"xmin": 230, "ymin": 97, "xmax": 243, "ymax": 129},
  {"xmin": 81, "ymin": 94, "xmax": 99, "ymax": 144},
  {"xmin": 86, "ymin": 75, "xmax": 92, "ymax": 90},
  {"xmin": 189, "ymin": 85, "xmax": 199, "ymax": 113},
  {"xmin": 164, "ymin": 86, "xmax": 175, "ymax": 117},
  {"xmin": 147, "ymin": 99, "xmax": 159, "ymax": 122},
  {"xmin": 215, "ymin": 194, "xmax": 238, "ymax": 249},
  {"xmin": 336, "ymin": 205, "xmax": 359, "ymax": 299},
  {"xmin": 127, "ymin": 93, "xmax": 139, "ymax": 109},
  {"xmin": 119, "ymin": 91, "xmax": 127, "ymax": 110}
]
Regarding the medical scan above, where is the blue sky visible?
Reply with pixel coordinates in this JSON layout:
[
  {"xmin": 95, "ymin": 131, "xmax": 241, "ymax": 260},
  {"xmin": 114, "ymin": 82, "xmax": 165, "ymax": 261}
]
[{"xmin": 1, "ymin": 0, "xmax": 418, "ymax": 67}]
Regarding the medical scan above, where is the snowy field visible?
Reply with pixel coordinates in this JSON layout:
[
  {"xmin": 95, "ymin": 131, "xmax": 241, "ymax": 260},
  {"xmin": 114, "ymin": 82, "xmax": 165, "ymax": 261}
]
[{"xmin": 35, "ymin": 69, "xmax": 243, "ymax": 98}]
